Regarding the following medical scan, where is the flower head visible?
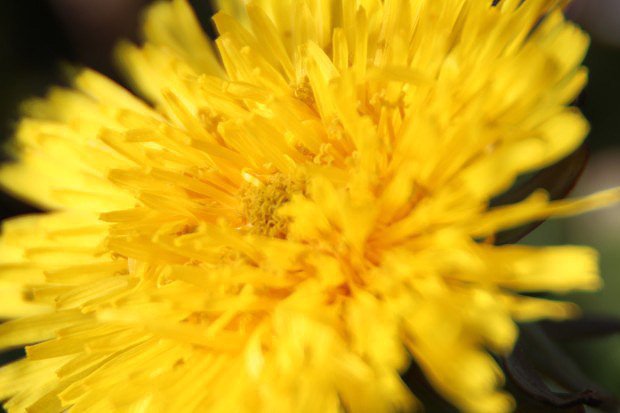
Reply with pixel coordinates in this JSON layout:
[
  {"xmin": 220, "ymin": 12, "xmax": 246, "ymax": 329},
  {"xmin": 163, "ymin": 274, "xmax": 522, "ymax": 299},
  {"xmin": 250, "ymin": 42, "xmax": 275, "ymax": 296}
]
[{"xmin": 0, "ymin": 0, "xmax": 618, "ymax": 412}]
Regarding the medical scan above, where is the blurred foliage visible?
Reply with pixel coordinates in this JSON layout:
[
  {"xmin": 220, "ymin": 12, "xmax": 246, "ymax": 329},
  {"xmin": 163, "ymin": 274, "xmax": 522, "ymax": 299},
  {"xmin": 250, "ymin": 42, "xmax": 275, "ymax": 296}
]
[
  {"xmin": 582, "ymin": 44, "xmax": 620, "ymax": 151},
  {"xmin": 0, "ymin": 1, "xmax": 73, "ymax": 153}
]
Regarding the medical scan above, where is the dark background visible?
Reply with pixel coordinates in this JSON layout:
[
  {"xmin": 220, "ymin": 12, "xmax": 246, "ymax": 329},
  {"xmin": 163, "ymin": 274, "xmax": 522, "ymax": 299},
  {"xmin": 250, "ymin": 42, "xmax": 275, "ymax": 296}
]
[{"xmin": 0, "ymin": 0, "xmax": 619, "ymax": 410}]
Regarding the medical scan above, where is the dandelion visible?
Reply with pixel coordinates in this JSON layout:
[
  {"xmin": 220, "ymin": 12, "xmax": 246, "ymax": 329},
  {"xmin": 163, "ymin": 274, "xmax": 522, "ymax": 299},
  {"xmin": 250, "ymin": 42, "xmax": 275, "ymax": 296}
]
[{"xmin": 0, "ymin": 0, "xmax": 618, "ymax": 412}]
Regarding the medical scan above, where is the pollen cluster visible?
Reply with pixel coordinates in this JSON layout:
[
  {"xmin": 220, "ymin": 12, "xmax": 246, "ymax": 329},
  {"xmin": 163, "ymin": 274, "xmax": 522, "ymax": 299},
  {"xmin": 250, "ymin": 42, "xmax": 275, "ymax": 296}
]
[
  {"xmin": 241, "ymin": 173, "xmax": 305, "ymax": 237},
  {"xmin": 0, "ymin": 1, "xmax": 618, "ymax": 413}
]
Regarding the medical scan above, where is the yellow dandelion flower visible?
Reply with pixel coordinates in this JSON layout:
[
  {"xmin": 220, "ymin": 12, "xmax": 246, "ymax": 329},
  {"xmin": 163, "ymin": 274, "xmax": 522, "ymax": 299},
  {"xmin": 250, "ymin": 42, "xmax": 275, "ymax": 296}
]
[{"xmin": 0, "ymin": 0, "xmax": 618, "ymax": 412}]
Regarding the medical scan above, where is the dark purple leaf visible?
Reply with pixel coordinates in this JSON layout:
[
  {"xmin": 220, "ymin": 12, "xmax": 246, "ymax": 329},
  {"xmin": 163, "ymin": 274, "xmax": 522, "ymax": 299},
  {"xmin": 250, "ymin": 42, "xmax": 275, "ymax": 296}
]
[
  {"xmin": 492, "ymin": 144, "xmax": 589, "ymax": 245},
  {"xmin": 401, "ymin": 361, "xmax": 459, "ymax": 413},
  {"xmin": 540, "ymin": 315, "xmax": 620, "ymax": 341},
  {"xmin": 503, "ymin": 324, "xmax": 618, "ymax": 412}
]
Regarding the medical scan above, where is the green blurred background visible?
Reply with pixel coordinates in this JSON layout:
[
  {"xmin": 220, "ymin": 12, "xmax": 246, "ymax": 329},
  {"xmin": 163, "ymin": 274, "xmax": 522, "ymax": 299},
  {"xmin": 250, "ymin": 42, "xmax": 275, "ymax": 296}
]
[{"xmin": 0, "ymin": 0, "xmax": 618, "ymax": 407}]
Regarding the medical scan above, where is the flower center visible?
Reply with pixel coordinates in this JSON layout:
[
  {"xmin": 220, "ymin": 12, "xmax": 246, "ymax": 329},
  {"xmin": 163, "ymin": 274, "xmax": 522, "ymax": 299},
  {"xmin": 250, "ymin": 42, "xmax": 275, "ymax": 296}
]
[{"xmin": 241, "ymin": 174, "xmax": 305, "ymax": 238}]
